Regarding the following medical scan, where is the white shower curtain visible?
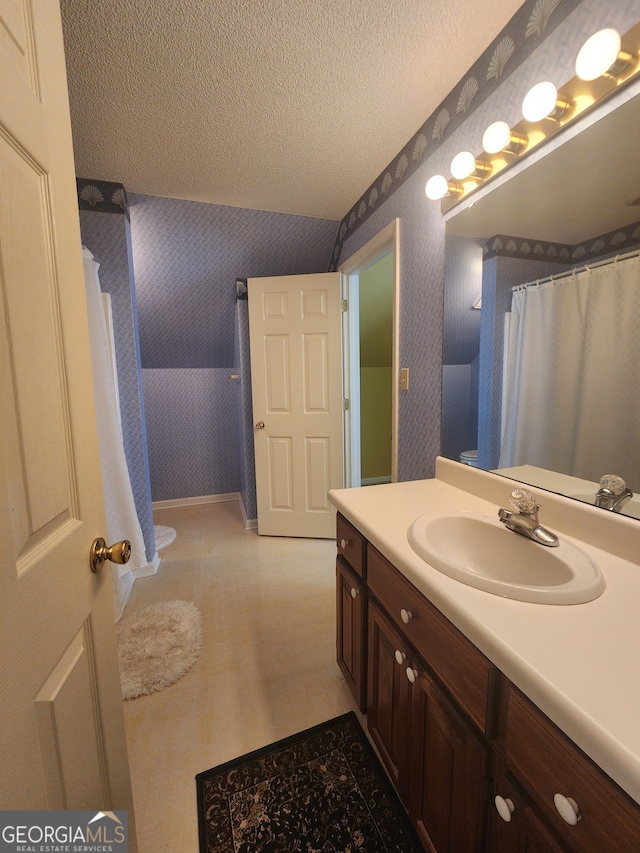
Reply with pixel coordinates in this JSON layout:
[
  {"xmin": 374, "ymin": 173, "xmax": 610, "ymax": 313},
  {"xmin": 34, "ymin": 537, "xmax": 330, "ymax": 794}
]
[
  {"xmin": 82, "ymin": 247, "xmax": 147, "ymax": 615},
  {"xmin": 499, "ymin": 254, "xmax": 640, "ymax": 490}
]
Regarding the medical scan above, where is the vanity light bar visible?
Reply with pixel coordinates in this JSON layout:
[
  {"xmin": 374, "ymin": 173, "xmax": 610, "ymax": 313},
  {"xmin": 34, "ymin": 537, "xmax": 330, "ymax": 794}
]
[{"xmin": 425, "ymin": 22, "xmax": 640, "ymax": 205}]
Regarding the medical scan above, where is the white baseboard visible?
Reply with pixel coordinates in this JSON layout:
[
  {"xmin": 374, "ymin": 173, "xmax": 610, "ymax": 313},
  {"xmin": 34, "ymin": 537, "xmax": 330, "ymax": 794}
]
[
  {"xmin": 152, "ymin": 492, "xmax": 258, "ymax": 530},
  {"xmin": 152, "ymin": 492, "xmax": 240, "ymax": 510},
  {"xmin": 238, "ymin": 494, "xmax": 258, "ymax": 531},
  {"xmin": 114, "ymin": 553, "xmax": 161, "ymax": 622},
  {"xmin": 361, "ymin": 476, "xmax": 392, "ymax": 486},
  {"xmin": 133, "ymin": 551, "xmax": 161, "ymax": 579}
]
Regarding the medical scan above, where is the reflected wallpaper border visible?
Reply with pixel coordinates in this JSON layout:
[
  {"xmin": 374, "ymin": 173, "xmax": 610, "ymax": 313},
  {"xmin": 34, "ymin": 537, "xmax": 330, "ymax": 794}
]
[{"xmin": 485, "ymin": 218, "xmax": 640, "ymax": 263}]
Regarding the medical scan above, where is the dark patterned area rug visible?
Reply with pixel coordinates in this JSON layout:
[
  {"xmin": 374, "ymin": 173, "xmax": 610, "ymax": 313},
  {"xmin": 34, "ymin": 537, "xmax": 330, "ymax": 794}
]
[{"xmin": 196, "ymin": 711, "xmax": 423, "ymax": 852}]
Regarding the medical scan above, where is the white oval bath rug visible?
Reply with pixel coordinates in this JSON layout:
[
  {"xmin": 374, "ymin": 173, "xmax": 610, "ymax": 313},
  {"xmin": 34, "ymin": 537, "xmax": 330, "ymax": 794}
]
[
  {"xmin": 154, "ymin": 524, "xmax": 177, "ymax": 549},
  {"xmin": 117, "ymin": 600, "xmax": 202, "ymax": 699}
]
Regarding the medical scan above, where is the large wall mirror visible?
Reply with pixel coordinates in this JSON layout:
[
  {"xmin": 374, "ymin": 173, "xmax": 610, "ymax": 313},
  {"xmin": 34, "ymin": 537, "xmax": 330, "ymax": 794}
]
[{"xmin": 441, "ymin": 82, "xmax": 640, "ymax": 520}]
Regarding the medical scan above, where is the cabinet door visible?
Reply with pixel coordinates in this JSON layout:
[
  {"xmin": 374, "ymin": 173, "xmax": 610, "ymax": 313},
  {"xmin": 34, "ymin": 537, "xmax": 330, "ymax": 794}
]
[
  {"xmin": 409, "ymin": 661, "xmax": 489, "ymax": 853},
  {"xmin": 487, "ymin": 759, "xmax": 567, "ymax": 853},
  {"xmin": 367, "ymin": 600, "xmax": 413, "ymax": 802},
  {"xmin": 336, "ymin": 557, "xmax": 366, "ymax": 711}
]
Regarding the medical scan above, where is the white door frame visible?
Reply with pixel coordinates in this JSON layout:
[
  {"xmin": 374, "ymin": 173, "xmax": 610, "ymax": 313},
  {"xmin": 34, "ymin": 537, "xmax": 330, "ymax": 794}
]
[{"xmin": 339, "ymin": 219, "xmax": 400, "ymax": 487}]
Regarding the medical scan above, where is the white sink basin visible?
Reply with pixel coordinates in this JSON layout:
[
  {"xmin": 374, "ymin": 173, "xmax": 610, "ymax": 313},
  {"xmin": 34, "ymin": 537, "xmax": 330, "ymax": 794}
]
[{"xmin": 407, "ymin": 510, "xmax": 605, "ymax": 604}]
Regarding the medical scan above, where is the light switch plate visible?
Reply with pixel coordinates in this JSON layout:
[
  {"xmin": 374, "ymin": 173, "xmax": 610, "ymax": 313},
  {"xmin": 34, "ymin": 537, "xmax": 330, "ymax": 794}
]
[{"xmin": 400, "ymin": 368, "xmax": 409, "ymax": 390}]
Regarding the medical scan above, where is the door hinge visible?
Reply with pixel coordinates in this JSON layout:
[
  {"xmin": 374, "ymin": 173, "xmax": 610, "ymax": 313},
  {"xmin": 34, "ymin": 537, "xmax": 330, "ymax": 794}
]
[
  {"xmin": 343, "ymin": 398, "xmax": 350, "ymax": 411},
  {"xmin": 341, "ymin": 298, "xmax": 348, "ymax": 312}
]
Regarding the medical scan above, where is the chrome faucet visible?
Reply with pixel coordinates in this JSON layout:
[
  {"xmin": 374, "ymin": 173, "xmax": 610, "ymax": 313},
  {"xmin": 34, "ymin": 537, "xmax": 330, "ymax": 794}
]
[
  {"xmin": 498, "ymin": 488, "xmax": 559, "ymax": 547},
  {"xmin": 594, "ymin": 474, "xmax": 633, "ymax": 513}
]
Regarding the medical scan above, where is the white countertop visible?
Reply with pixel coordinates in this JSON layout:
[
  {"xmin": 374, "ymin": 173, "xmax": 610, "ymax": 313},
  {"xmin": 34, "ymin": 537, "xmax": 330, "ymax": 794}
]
[{"xmin": 328, "ymin": 458, "xmax": 640, "ymax": 804}]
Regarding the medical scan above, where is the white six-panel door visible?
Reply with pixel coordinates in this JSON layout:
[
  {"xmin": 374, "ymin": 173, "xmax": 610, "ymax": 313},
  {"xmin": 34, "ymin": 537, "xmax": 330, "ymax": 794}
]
[
  {"xmin": 248, "ymin": 273, "xmax": 343, "ymax": 538},
  {"xmin": 0, "ymin": 0, "xmax": 135, "ymax": 830}
]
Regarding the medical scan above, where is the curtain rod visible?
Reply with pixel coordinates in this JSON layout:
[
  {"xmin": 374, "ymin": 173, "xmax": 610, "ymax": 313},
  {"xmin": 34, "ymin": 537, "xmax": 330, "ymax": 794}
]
[{"xmin": 512, "ymin": 247, "xmax": 640, "ymax": 292}]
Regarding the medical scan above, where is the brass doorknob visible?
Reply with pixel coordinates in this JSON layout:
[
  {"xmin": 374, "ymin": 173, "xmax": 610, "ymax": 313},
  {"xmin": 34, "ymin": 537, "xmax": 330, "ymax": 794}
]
[
  {"xmin": 255, "ymin": 420, "xmax": 265, "ymax": 429},
  {"xmin": 90, "ymin": 538, "xmax": 132, "ymax": 573}
]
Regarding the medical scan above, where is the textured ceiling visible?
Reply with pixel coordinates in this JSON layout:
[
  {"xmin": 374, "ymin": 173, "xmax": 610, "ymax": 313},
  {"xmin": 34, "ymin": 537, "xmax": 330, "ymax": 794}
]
[{"xmin": 60, "ymin": 0, "xmax": 525, "ymax": 220}]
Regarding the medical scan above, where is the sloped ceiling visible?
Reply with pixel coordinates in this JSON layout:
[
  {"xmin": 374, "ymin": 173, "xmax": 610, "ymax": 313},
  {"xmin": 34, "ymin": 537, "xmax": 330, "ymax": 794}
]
[{"xmin": 60, "ymin": 0, "xmax": 525, "ymax": 220}]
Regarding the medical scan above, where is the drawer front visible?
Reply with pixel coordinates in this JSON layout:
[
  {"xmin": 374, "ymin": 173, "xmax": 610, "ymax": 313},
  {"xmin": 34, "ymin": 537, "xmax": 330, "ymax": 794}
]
[
  {"xmin": 367, "ymin": 544, "xmax": 496, "ymax": 734},
  {"xmin": 337, "ymin": 514, "xmax": 366, "ymax": 578},
  {"xmin": 499, "ymin": 683, "xmax": 640, "ymax": 853}
]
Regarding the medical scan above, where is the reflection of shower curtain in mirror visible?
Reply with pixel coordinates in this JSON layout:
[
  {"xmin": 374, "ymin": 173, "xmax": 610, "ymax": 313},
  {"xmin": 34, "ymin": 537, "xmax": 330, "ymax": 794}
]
[{"xmin": 499, "ymin": 254, "xmax": 640, "ymax": 491}]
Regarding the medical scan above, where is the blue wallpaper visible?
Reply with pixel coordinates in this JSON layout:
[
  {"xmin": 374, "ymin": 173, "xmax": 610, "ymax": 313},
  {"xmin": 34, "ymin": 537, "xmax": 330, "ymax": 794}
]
[
  {"xmin": 337, "ymin": 0, "xmax": 640, "ymax": 483},
  {"xmin": 127, "ymin": 193, "xmax": 338, "ymax": 501},
  {"xmin": 444, "ymin": 235, "xmax": 484, "ymax": 365},
  {"xmin": 442, "ymin": 235, "xmax": 483, "ymax": 462},
  {"xmin": 142, "ymin": 368, "xmax": 240, "ymax": 501},
  {"xmin": 79, "ymin": 209, "xmax": 156, "ymax": 561},
  {"xmin": 128, "ymin": 194, "xmax": 339, "ymax": 369},
  {"xmin": 442, "ymin": 364, "xmax": 478, "ymax": 461}
]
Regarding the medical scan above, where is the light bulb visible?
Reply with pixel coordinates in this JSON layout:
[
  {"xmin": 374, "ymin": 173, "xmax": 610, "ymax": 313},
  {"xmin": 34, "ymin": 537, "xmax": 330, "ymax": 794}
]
[
  {"xmin": 575, "ymin": 29, "xmax": 622, "ymax": 80},
  {"xmin": 522, "ymin": 81, "xmax": 559, "ymax": 122},
  {"xmin": 425, "ymin": 174, "xmax": 449, "ymax": 200},
  {"xmin": 482, "ymin": 121, "xmax": 512, "ymax": 154},
  {"xmin": 450, "ymin": 151, "xmax": 477, "ymax": 180}
]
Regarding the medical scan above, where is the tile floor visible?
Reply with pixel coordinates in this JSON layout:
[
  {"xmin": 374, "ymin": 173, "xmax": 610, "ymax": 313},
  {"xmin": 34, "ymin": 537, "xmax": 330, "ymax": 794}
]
[{"xmin": 121, "ymin": 500, "xmax": 357, "ymax": 852}]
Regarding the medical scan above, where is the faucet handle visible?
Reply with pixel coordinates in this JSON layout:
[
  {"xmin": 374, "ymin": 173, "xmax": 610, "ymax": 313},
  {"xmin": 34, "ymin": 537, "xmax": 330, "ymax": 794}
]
[
  {"xmin": 598, "ymin": 474, "xmax": 626, "ymax": 495},
  {"xmin": 509, "ymin": 488, "xmax": 538, "ymax": 514}
]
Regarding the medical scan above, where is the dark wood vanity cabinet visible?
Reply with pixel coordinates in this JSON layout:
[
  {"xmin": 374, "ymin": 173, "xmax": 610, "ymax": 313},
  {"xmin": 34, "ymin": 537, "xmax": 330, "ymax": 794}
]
[
  {"xmin": 366, "ymin": 541, "xmax": 491, "ymax": 852},
  {"xmin": 409, "ymin": 659, "xmax": 488, "ymax": 853},
  {"xmin": 334, "ymin": 513, "xmax": 640, "ymax": 853},
  {"xmin": 336, "ymin": 515, "xmax": 367, "ymax": 712}
]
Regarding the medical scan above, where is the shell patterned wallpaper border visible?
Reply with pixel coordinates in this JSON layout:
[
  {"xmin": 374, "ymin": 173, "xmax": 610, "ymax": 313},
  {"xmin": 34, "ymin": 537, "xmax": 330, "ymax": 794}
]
[
  {"xmin": 77, "ymin": 177, "xmax": 129, "ymax": 217},
  {"xmin": 329, "ymin": 0, "xmax": 581, "ymax": 270},
  {"xmin": 484, "ymin": 218, "xmax": 640, "ymax": 263}
]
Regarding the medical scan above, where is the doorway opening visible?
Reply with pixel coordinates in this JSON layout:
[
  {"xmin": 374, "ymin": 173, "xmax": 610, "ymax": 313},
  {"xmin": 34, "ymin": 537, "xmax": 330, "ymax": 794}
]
[{"xmin": 340, "ymin": 220, "xmax": 400, "ymax": 488}]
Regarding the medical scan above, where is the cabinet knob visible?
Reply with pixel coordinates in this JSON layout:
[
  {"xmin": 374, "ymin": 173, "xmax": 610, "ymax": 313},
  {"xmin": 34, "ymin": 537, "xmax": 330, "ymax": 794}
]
[
  {"xmin": 405, "ymin": 666, "xmax": 418, "ymax": 684},
  {"xmin": 495, "ymin": 796, "xmax": 515, "ymax": 823},
  {"xmin": 350, "ymin": 587, "xmax": 359, "ymax": 599},
  {"xmin": 394, "ymin": 650, "xmax": 406, "ymax": 665},
  {"xmin": 553, "ymin": 794, "xmax": 580, "ymax": 825},
  {"xmin": 400, "ymin": 608, "xmax": 412, "ymax": 624},
  {"xmin": 340, "ymin": 538, "xmax": 349, "ymax": 549}
]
